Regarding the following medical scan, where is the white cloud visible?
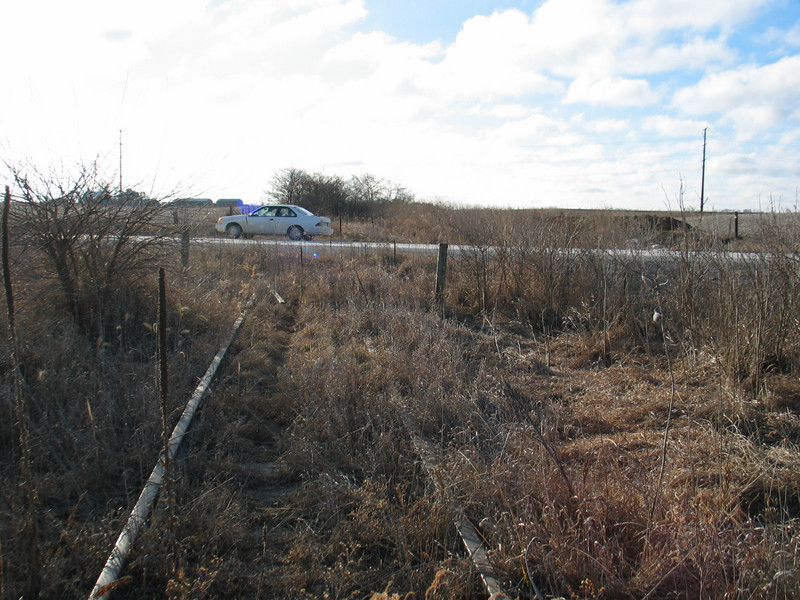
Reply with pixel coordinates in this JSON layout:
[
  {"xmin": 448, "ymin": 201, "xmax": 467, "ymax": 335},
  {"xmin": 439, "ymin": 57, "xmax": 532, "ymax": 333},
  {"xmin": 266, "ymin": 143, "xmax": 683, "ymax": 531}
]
[
  {"xmin": 493, "ymin": 112, "xmax": 568, "ymax": 143},
  {"xmin": 714, "ymin": 151, "xmax": 760, "ymax": 176},
  {"xmin": 643, "ymin": 115, "xmax": 709, "ymax": 137},
  {"xmin": 584, "ymin": 118, "xmax": 631, "ymax": 133},
  {"xmin": 761, "ymin": 22, "xmax": 800, "ymax": 49},
  {"xmin": 566, "ymin": 76, "xmax": 659, "ymax": 106},
  {"xmin": 626, "ymin": 0, "xmax": 768, "ymax": 33},
  {"xmin": 483, "ymin": 104, "xmax": 535, "ymax": 119},
  {"xmin": 673, "ymin": 55, "xmax": 800, "ymax": 137},
  {"xmin": 619, "ymin": 36, "xmax": 735, "ymax": 73},
  {"xmin": 432, "ymin": 9, "xmax": 563, "ymax": 101},
  {"xmin": 526, "ymin": 0, "xmax": 623, "ymax": 77},
  {"xmin": 518, "ymin": 0, "xmax": 762, "ymax": 78},
  {"xmin": 325, "ymin": 30, "xmax": 441, "ymax": 66}
]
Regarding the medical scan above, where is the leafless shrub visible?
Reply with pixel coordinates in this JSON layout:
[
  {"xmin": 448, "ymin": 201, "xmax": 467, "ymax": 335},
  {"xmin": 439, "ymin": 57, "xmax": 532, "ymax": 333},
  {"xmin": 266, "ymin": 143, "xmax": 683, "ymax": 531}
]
[
  {"xmin": 0, "ymin": 228, "xmax": 255, "ymax": 596},
  {"xmin": 6, "ymin": 159, "xmax": 178, "ymax": 340},
  {"xmin": 662, "ymin": 246, "xmax": 800, "ymax": 398},
  {"xmin": 447, "ymin": 208, "xmax": 502, "ymax": 313}
]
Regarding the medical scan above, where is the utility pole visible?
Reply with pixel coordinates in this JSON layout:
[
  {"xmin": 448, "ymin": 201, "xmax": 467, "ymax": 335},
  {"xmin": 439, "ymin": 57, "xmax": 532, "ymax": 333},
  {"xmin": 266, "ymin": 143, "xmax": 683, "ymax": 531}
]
[
  {"xmin": 119, "ymin": 129, "xmax": 123, "ymax": 194},
  {"xmin": 700, "ymin": 127, "xmax": 707, "ymax": 216}
]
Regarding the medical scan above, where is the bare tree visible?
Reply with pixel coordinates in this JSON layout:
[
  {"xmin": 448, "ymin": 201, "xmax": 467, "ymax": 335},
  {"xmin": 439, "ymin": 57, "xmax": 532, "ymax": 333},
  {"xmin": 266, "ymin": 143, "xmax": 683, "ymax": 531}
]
[
  {"xmin": 347, "ymin": 173, "xmax": 384, "ymax": 204},
  {"xmin": 269, "ymin": 168, "xmax": 415, "ymax": 221},
  {"xmin": 346, "ymin": 174, "xmax": 415, "ymax": 219},
  {"xmin": 267, "ymin": 167, "xmax": 312, "ymax": 205}
]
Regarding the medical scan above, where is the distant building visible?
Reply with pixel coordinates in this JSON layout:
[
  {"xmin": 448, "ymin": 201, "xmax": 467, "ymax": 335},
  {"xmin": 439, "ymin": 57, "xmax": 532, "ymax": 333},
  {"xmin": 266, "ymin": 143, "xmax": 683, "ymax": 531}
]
[
  {"xmin": 216, "ymin": 198, "xmax": 243, "ymax": 207},
  {"xmin": 170, "ymin": 198, "xmax": 213, "ymax": 207}
]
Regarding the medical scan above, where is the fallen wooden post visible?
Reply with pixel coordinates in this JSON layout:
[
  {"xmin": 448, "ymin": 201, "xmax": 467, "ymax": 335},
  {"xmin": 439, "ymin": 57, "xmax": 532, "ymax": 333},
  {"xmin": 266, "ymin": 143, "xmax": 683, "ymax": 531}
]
[
  {"xmin": 401, "ymin": 414, "xmax": 516, "ymax": 600},
  {"xmin": 89, "ymin": 292, "xmax": 257, "ymax": 599}
]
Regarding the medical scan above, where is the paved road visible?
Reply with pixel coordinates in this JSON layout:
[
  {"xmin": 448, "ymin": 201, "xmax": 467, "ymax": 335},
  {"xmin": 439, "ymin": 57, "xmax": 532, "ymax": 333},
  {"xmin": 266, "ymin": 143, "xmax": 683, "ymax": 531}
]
[{"xmin": 194, "ymin": 236, "xmax": 783, "ymax": 266}]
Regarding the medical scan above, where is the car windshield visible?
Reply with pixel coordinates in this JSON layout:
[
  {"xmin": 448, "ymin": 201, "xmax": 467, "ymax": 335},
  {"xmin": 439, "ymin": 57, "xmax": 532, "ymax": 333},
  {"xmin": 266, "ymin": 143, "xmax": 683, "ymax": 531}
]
[{"xmin": 292, "ymin": 206, "xmax": 313, "ymax": 216}]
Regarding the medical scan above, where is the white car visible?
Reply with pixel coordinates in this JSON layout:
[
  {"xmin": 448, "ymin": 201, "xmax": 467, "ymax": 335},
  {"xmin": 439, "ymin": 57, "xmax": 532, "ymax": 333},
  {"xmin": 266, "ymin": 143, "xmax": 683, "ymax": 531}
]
[{"xmin": 216, "ymin": 205, "xmax": 334, "ymax": 240}]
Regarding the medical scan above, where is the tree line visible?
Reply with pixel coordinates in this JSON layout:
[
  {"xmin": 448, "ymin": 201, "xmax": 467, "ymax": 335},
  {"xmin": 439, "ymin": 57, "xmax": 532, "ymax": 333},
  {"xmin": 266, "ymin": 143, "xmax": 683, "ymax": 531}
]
[{"xmin": 267, "ymin": 168, "xmax": 414, "ymax": 219}]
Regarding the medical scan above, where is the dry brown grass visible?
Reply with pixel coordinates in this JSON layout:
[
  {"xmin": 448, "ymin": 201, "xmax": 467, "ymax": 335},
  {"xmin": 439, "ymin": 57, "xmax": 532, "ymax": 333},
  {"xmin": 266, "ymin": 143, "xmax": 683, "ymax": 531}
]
[
  {"xmin": 0, "ymin": 239, "xmax": 264, "ymax": 598},
  {"xmin": 2, "ymin": 206, "xmax": 799, "ymax": 599}
]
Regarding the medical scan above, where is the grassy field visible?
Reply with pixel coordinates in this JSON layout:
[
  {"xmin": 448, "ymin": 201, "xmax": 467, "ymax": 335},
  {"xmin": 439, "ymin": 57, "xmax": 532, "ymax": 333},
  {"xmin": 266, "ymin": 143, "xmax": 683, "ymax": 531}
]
[
  {"xmin": 193, "ymin": 201, "xmax": 799, "ymax": 250},
  {"xmin": 2, "ymin": 204, "xmax": 799, "ymax": 599}
]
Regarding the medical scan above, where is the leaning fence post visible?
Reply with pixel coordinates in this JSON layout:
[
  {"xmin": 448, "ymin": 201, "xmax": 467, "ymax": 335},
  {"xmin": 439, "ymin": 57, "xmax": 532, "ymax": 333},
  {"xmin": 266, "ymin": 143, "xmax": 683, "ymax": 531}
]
[
  {"xmin": 180, "ymin": 227, "xmax": 190, "ymax": 268},
  {"xmin": 435, "ymin": 243, "xmax": 448, "ymax": 307}
]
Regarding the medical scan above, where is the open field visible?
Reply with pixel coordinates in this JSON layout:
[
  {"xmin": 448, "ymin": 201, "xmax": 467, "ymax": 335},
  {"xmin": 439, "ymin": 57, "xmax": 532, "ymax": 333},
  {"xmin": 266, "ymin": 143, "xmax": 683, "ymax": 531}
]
[
  {"xmin": 2, "ymin": 202, "xmax": 800, "ymax": 599},
  {"xmin": 173, "ymin": 201, "xmax": 800, "ymax": 252}
]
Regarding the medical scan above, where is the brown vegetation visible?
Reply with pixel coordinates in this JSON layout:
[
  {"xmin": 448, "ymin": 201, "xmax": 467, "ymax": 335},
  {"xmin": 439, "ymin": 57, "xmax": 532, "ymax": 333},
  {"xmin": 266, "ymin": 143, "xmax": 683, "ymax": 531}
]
[{"xmin": 2, "ymin": 188, "xmax": 799, "ymax": 599}]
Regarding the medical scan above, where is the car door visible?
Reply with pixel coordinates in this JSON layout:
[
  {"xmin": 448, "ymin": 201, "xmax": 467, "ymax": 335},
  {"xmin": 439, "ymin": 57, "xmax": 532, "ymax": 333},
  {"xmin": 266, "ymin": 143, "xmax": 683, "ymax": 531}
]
[
  {"xmin": 274, "ymin": 206, "xmax": 298, "ymax": 236},
  {"xmin": 246, "ymin": 206, "xmax": 279, "ymax": 234}
]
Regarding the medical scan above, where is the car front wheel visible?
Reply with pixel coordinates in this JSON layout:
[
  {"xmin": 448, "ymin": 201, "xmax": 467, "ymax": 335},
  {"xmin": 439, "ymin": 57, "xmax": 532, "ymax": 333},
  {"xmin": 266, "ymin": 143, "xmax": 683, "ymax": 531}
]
[
  {"xmin": 287, "ymin": 225, "xmax": 304, "ymax": 241},
  {"xmin": 226, "ymin": 223, "xmax": 243, "ymax": 239}
]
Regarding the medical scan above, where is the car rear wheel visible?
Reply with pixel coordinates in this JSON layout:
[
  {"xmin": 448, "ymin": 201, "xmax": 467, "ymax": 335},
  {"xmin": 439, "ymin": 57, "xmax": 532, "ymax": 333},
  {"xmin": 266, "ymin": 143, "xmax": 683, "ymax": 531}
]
[
  {"xmin": 226, "ymin": 223, "xmax": 243, "ymax": 239},
  {"xmin": 287, "ymin": 225, "xmax": 304, "ymax": 241}
]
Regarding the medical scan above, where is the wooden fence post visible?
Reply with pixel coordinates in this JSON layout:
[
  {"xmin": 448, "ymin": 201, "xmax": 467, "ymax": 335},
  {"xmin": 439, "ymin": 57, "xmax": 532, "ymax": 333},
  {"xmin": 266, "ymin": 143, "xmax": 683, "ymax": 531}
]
[
  {"xmin": 300, "ymin": 245, "xmax": 304, "ymax": 301},
  {"xmin": 180, "ymin": 227, "xmax": 190, "ymax": 268},
  {"xmin": 435, "ymin": 243, "xmax": 448, "ymax": 307},
  {"xmin": 158, "ymin": 268, "xmax": 168, "ymax": 448}
]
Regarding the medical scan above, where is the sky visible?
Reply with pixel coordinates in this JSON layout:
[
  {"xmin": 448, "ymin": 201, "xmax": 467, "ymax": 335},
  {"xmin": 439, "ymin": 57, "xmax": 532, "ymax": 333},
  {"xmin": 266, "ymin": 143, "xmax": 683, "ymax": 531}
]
[{"xmin": 2, "ymin": 0, "xmax": 799, "ymax": 211}]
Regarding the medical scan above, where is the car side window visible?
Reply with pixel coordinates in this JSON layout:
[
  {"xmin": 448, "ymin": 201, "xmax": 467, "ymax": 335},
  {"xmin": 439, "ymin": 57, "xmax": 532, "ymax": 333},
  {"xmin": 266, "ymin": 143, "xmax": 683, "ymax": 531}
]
[
  {"xmin": 277, "ymin": 207, "xmax": 295, "ymax": 217},
  {"xmin": 253, "ymin": 206, "xmax": 275, "ymax": 217}
]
